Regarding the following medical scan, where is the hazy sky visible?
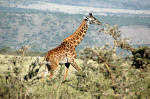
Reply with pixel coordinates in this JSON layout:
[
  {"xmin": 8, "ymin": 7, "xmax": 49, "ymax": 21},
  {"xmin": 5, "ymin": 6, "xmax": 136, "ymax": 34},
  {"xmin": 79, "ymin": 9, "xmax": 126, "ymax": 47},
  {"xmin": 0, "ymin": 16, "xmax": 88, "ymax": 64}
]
[{"xmin": 46, "ymin": 0, "xmax": 150, "ymax": 9}]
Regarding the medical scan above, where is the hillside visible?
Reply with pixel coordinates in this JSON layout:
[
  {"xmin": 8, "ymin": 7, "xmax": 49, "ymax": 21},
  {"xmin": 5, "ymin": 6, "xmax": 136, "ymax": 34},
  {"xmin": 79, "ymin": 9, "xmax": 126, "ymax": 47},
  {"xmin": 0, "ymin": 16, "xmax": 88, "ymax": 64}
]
[{"xmin": 0, "ymin": 7, "xmax": 150, "ymax": 52}]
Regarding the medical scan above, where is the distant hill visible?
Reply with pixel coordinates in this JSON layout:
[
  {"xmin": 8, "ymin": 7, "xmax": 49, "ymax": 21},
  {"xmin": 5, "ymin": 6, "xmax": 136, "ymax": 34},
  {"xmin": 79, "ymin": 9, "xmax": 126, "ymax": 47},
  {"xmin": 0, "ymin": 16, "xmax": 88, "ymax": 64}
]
[
  {"xmin": 0, "ymin": 7, "xmax": 150, "ymax": 52},
  {"xmin": 43, "ymin": 0, "xmax": 150, "ymax": 10}
]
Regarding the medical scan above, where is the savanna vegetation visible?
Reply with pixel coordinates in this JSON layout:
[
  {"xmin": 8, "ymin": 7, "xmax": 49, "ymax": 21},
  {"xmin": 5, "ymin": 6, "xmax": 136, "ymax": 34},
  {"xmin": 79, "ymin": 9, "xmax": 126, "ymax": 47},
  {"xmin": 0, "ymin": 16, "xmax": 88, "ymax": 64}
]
[{"xmin": 0, "ymin": 24, "xmax": 150, "ymax": 99}]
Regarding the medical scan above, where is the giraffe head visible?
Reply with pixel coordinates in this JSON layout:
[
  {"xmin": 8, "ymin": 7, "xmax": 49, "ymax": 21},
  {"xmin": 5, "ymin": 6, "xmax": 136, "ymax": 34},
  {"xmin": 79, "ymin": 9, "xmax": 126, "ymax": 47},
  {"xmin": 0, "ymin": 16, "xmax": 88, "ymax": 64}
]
[{"xmin": 84, "ymin": 13, "xmax": 101, "ymax": 25}]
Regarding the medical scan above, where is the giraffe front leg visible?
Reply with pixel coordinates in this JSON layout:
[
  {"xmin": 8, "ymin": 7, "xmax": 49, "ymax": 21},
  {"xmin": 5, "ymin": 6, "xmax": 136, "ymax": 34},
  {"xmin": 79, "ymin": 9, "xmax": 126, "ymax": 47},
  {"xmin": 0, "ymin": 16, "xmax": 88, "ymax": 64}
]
[
  {"xmin": 64, "ymin": 63, "xmax": 70, "ymax": 80},
  {"xmin": 64, "ymin": 68, "xmax": 68, "ymax": 80},
  {"xmin": 49, "ymin": 71, "xmax": 54, "ymax": 79},
  {"xmin": 70, "ymin": 60, "xmax": 81, "ymax": 71}
]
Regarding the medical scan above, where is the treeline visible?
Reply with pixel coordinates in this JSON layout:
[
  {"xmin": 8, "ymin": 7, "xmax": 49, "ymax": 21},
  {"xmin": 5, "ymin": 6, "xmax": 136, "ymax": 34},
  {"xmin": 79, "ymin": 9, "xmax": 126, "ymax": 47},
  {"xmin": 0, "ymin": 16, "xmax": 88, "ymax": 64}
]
[{"xmin": 0, "ymin": 47, "xmax": 45, "ymax": 56}]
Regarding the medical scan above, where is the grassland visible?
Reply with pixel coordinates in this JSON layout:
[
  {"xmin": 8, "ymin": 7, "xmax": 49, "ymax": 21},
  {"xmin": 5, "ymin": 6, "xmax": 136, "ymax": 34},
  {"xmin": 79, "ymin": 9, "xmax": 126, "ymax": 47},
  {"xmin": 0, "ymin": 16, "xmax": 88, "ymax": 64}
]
[{"xmin": 0, "ymin": 46, "xmax": 150, "ymax": 99}]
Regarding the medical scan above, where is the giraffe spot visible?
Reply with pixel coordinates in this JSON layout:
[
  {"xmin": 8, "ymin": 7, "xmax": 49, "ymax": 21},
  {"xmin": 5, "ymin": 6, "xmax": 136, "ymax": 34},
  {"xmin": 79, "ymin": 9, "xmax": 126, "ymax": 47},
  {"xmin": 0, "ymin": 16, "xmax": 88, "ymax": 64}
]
[
  {"xmin": 70, "ymin": 41, "xmax": 74, "ymax": 45},
  {"xmin": 67, "ymin": 45, "xmax": 70, "ymax": 48},
  {"xmin": 82, "ymin": 34, "xmax": 85, "ymax": 38},
  {"xmin": 66, "ymin": 42, "xmax": 69, "ymax": 44},
  {"xmin": 62, "ymin": 46, "xmax": 66, "ymax": 50},
  {"xmin": 83, "ymin": 30, "xmax": 86, "ymax": 33},
  {"xmin": 65, "ymin": 47, "xmax": 69, "ymax": 51},
  {"xmin": 72, "ymin": 38, "xmax": 76, "ymax": 41},
  {"xmin": 70, "ymin": 49, "xmax": 74, "ymax": 52},
  {"xmin": 73, "ymin": 40, "xmax": 76, "ymax": 44},
  {"xmin": 57, "ymin": 47, "xmax": 60, "ymax": 51},
  {"xmin": 60, "ymin": 50, "xmax": 64, "ymax": 54},
  {"xmin": 76, "ymin": 40, "xmax": 80, "ymax": 43},
  {"xmin": 75, "ymin": 37, "xmax": 78, "ymax": 40},
  {"xmin": 80, "ymin": 36, "xmax": 83, "ymax": 40},
  {"xmin": 61, "ymin": 42, "xmax": 65, "ymax": 45},
  {"xmin": 85, "ymin": 25, "xmax": 88, "ymax": 28},
  {"xmin": 78, "ymin": 32, "xmax": 82, "ymax": 36},
  {"xmin": 80, "ymin": 29, "xmax": 84, "ymax": 33}
]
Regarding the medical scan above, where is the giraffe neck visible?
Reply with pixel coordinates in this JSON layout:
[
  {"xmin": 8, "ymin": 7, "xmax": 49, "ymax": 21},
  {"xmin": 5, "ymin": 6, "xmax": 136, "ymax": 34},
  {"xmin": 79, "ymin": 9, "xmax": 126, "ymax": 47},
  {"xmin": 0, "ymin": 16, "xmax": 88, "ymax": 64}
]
[{"xmin": 63, "ymin": 19, "xmax": 88, "ymax": 48}]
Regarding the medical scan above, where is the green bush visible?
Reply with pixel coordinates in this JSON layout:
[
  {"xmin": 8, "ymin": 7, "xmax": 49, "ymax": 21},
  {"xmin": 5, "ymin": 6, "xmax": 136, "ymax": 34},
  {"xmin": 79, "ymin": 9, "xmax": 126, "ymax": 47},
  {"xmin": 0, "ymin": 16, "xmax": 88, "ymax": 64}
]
[{"xmin": 132, "ymin": 46, "xmax": 150, "ymax": 69}]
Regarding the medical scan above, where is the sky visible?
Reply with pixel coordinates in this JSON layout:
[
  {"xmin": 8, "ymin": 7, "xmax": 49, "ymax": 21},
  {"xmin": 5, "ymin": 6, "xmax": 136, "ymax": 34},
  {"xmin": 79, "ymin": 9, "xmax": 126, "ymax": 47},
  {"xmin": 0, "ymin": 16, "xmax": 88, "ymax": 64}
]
[{"xmin": 0, "ymin": 0, "xmax": 150, "ymax": 10}]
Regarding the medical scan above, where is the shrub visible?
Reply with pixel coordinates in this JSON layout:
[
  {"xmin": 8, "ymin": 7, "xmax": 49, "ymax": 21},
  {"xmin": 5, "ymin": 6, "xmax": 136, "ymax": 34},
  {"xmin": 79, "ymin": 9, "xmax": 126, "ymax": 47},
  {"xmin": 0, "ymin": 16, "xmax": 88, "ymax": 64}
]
[{"xmin": 132, "ymin": 46, "xmax": 150, "ymax": 69}]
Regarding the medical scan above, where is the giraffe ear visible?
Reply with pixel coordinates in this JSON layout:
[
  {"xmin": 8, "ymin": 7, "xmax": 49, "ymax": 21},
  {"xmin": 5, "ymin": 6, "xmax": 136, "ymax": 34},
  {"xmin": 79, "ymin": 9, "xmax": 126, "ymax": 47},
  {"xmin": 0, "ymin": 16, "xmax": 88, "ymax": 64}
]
[{"xmin": 83, "ymin": 16, "xmax": 88, "ymax": 21}]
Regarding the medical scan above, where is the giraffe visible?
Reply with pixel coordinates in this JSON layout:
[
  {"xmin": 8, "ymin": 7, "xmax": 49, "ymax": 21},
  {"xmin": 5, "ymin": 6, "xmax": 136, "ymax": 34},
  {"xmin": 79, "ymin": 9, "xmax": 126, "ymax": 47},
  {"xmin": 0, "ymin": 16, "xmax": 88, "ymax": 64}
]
[{"xmin": 45, "ymin": 13, "xmax": 101, "ymax": 80}]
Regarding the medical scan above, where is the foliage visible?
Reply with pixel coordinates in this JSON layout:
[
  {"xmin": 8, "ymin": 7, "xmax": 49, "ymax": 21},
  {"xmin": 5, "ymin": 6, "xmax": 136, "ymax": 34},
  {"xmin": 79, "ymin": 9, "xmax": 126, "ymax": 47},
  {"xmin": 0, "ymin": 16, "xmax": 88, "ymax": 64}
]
[
  {"xmin": 1, "ymin": 48, "xmax": 150, "ymax": 98},
  {"xmin": 0, "ymin": 54, "xmax": 44, "ymax": 99},
  {"xmin": 79, "ymin": 47, "xmax": 150, "ymax": 98},
  {"xmin": 102, "ymin": 24, "xmax": 133, "ymax": 51},
  {"xmin": 132, "ymin": 46, "xmax": 150, "ymax": 69}
]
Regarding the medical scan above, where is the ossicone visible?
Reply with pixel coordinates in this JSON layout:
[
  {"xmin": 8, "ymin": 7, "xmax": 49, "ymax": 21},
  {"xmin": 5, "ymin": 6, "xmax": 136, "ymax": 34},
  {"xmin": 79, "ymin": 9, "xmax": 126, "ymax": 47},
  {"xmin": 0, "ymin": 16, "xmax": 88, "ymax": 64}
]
[{"xmin": 89, "ymin": 13, "xmax": 93, "ymax": 16}]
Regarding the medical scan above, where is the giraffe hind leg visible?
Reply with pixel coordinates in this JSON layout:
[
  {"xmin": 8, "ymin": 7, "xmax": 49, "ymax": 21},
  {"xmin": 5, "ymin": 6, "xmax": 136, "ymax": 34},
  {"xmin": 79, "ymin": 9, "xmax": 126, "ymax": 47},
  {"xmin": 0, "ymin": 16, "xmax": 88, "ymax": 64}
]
[
  {"xmin": 42, "ymin": 60, "xmax": 59, "ymax": 80},
  {"xmin": 46, "ymin": 62, "xmax": 51, "ymax": 71},
  {"xmin": 45, "ymin": 62, "xmax": 54, "ymax": 79},
  {"xmin": 49, "ymin": 62, "xmax": 59, "ymax": 80},
  {"xmin": 41, "ymin": 62, "xmax": 51, "ymax": 81}
]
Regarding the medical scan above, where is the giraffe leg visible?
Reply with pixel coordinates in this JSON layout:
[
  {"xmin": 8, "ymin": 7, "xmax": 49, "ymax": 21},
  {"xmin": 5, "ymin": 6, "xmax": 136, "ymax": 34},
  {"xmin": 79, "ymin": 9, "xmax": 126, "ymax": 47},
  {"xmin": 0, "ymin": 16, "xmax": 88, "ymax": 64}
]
[
  {"xmin": 71, "ymin": 60, "xmax": 81, "ymax": 71},
  {"xmin": 41, "ymin": 62, "xmax": 50, "ymax": 81},
  {"xmin": 49, "ymin": 71, "xmax": 54, "ymax": 79},
  {"xmin": 67, "ymin": 51, "xmax": 81, "ymax": 71},
  {"xmin": 64, "ymin": 63, "xmax": 70, "ymax": 80},
  {"xmin": 49, "ymin": 62, "xmax": 59, "ymax": 80},
  {"xmin": 41, "ymin": 65, "xmax": 47, "ymax": 81}
]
